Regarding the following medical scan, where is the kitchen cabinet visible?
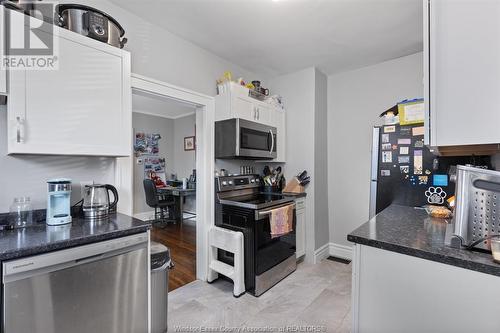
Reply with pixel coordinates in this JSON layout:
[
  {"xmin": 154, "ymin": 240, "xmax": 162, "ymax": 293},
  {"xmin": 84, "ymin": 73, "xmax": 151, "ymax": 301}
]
[
  {"xmin": 295, "ymin": 197, "xmax": 306, "ymax": 258},
  {"xmin": 424, "ymin": 0, "xmax": 500, "ymax": 147},
  {"xmin": 6, "ymin": 9, "xmax": 131, "ymax": 156},
  {"xmin": 272, "ymin": 108, "xmax": 286, "ymax": 163},
  {"xmin": 216, "ymin": 82, "xmax": 272, "ymax": 125}
]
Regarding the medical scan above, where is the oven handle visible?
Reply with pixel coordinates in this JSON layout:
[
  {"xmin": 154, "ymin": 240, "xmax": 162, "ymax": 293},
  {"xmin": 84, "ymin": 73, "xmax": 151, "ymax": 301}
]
[{"xmin": 255, "ymin": 203, "xmax": 296, "ymax": 220}]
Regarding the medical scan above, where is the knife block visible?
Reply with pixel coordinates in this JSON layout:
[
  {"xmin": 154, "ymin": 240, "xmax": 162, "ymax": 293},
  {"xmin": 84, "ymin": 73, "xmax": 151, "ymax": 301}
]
[{"xmin": 283, "ymin": 177, "xmax": 304, "ymax": 194}]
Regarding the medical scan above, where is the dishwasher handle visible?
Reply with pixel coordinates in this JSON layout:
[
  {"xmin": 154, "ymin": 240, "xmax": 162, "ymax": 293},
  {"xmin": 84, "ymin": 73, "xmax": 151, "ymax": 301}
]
[{"xmin": 3, "ymin": 233, "xmax": 148, "ymax": 283}]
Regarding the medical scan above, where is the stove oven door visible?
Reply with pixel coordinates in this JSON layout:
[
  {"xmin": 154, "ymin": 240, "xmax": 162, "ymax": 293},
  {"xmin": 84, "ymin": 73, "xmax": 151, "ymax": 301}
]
[{"xmin": 254, "ymin": 204, "xmax": 296, "ymax": 275}]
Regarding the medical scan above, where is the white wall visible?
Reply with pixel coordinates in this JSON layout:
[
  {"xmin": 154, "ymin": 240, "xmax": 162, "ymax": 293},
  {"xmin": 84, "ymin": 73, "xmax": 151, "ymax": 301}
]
[
  {"xmin": 173, "ymin": 114, "xmax": 196, "ymax": 179},
  {"xmin": 60, "ymin": 0, "xmax": 263, "ymax": 96},
  {"xmin": 328, "ymin": 52, "xmax": 424, "ymax": 247},
  {"xmin": 314, "ymin": 69, "xmax": 329, "ymax": 249},
  {"xmin": 269, "ymin": 67, "xmax": 328, "ymax": 261}
]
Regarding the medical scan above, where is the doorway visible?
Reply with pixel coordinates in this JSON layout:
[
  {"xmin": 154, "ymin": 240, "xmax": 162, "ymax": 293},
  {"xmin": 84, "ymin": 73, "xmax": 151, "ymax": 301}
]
[{"xmin": 115, "ymin": 74, "xmax": 215, "ymax": 289}]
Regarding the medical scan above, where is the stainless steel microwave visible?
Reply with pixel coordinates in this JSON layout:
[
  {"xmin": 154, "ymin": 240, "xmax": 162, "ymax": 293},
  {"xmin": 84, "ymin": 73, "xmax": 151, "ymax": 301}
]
[{"xmin": 215, "ymin": 119, "xmax": 277, "ymax": 159}]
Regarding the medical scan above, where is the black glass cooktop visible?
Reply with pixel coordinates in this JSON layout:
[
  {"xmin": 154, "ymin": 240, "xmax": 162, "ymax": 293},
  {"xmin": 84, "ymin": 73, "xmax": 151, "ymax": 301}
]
[{"xmin": 219, "ymin": 193, "xmax": 293, "ymax": 209}]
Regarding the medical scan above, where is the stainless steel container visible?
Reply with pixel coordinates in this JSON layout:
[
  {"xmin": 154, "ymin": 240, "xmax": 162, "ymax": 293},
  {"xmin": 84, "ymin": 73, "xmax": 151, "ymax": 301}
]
[
  {"xmin": 55, "ymin": 4, "xmax": 127, "ymax": 48},
  {"xmin": 151, "ymin": 242, "xmax": 172, "ymax": 333},
  {"xmin": 449, "ymin": 165, "xmax": 500, "ymax": 249}
]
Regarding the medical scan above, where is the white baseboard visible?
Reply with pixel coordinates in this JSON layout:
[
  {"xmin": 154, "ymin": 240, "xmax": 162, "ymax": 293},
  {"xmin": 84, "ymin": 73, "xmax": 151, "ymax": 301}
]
[
  {"xmin": 328, "ymin": 243, "xmax": 353, "ymax": 261},
  {"xmin": 313, "ymin": 243, "xmax": 330, "ymax": 264}
]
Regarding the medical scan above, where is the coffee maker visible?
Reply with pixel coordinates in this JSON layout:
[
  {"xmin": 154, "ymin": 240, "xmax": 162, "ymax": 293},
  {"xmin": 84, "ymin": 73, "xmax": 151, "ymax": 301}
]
[{"xmin": 46, "ymin": 179, "xmax": 72, "ymax": 226}]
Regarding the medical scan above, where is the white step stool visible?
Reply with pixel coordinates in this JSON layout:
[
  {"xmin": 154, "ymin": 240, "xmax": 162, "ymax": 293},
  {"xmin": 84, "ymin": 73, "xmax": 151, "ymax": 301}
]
[{"xmin": 207, "ymin": 226, "xmax": 245, "ymax": 297}]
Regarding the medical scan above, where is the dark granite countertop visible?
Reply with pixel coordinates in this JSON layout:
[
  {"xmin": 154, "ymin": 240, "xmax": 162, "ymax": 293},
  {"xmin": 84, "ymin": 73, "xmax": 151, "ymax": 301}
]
[
  {"xmin": 348, "ymin": 204, "xmax": 500, "ymax": 277},
  {"xmin": 0, "ymin": 213, "xmax": 151, "ymax": 261}
]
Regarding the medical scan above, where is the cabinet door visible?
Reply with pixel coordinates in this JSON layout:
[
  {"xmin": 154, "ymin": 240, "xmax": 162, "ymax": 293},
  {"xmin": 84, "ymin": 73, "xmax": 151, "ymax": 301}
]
[
  {"xmin": 232, "ymin": 96, "xmax": 256, "ymax": 122},
  {"xmin": 255, "ymin": 104, "xmax": 271, "ymax": 124},
  {"xmin": 428, "ymin": 0, "xmax": 500, "ymax": 146},
  {"xmin": 296, "ymin": 204, "xmax": 306, "ymax": 258},
  {"xmin": 8, "ymin": 22, "xmax": 131, "ymax": 156}
]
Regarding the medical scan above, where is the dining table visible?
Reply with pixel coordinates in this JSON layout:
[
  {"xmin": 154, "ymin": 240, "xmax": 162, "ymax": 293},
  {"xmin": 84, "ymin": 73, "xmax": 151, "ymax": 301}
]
[{"xmin": 157, "ymin": 186, "xmax": 196, "ymax": 223}]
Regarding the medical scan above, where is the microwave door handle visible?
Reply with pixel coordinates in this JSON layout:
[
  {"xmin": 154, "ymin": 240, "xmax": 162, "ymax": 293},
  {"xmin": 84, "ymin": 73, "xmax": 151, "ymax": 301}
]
[{"xmin": 269, "ymin": 129, "xmax": 275, "ymax": 154}]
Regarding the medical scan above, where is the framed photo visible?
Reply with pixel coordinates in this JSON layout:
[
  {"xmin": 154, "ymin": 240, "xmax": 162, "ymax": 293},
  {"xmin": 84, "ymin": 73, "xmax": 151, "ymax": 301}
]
[{"xmin": 184, "ymin": 136, "xmax": 195, "ymax": 151}]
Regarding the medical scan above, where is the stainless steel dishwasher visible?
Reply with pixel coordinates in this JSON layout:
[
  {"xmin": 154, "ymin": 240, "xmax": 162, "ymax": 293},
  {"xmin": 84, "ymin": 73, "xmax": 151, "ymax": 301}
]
[{"xmin": 2, "ymin": 232, "xmax": 149, "ymax": 333}]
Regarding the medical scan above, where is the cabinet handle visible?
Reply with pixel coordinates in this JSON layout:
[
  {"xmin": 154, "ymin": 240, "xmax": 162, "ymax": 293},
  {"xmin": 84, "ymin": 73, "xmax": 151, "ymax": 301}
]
[
  {"xmin": 16, "ymin": 116, "xmax": 25, "ymax": 143},
  {"xmin": 257, "ymin": 108, "xmax": 260, "ymax": 120}
]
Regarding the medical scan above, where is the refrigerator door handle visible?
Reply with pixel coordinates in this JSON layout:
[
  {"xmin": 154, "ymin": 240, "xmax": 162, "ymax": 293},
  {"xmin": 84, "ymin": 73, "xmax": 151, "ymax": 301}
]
[{"xmin": 369, "ymin": 127, "xmax": 380, "ymax": 218}]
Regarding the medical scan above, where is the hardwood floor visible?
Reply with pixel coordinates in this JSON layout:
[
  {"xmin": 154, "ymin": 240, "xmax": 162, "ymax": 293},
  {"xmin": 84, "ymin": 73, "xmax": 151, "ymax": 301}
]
[{"xmin": 151, "ymin": 218, "xmax": 196, "ymax": 291}]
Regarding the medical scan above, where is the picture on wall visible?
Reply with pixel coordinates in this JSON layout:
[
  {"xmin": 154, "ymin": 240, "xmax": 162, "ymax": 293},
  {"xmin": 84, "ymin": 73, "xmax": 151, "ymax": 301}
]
[
  {"xmin": 134, "ymin": 132, "xmax": 161, "ymax": 156},
  {"xmin": 144, "ymin": 157, "xmax": 167, "ymax": 187},
  {"xmin": 184, "ymin": 136, "xmax": 195, "ymax": 151}
]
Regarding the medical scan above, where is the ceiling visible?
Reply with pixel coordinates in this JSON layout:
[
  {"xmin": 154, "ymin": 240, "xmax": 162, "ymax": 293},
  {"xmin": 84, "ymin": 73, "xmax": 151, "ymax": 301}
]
[
  {"xmin": 132, "ymin": 93, "xmax": 196, "ymax": 119},
  {"xmin": 111, "ymin": 0, "xmax": 423, "ymax": 77}
]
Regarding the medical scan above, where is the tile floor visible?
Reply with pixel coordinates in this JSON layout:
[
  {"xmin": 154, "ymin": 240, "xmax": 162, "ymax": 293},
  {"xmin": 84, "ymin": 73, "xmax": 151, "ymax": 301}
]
[{"xmin": 168, "ymin": 259, "xmax": 352, "ymax": 332}]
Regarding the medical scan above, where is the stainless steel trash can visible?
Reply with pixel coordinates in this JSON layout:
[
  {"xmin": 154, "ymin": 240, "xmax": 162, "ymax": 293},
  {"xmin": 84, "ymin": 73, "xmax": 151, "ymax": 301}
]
[{"xmin": 151, "ymin": 241, "xmax": 172, "ymax": 333}]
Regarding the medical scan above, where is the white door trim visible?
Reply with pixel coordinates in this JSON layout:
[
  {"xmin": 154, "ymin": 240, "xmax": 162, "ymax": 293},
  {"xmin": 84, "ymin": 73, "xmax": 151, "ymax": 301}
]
[{"xmin": 115, "ymin": 73, "xmax": 215, "ymax": 281}]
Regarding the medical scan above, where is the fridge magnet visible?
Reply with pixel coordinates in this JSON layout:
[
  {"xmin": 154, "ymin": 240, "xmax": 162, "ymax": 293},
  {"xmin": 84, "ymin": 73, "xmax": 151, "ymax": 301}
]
[
  {"xmin": 418, "ymin": 176, "xmax": 429, "ymax": 185},
  {"xmin": 184, "ymin": 136, "xmax": 196, "ymax": 151},
  {"xmin": 382, "ymin": 143, "xmax": 392, "ymax": 150},
  {"xmin": 384, "ymin": 125, "xmax": 396, "ymax": 133},
  {"xmin": 405, "ymin": 175, "xmax": 409, "ymax": 179},
  {"xmin": 392, "ymin": 144, "xmax": 398, "ymax": 150},
  {"xmin": 414, "ymin": 140, "xmax": 424, "ymax": 148},
  {"xmin": 381, "ymin": 134, "xmax": 390, "ymax": 143},
  {"xmin": 400, "ymin": 147, "xmax": 409, "ymax": 155},
  {"xmin": 400, "ymin": 126, "xmax": 412, "ymax": 136},
  {"xmin": 414, "ymin": 150, "xmax": 423, "ymax": 175},
  {"xmin": 397, "ymin": 138, "xmax": 411, "ymax": 145},
  {"xmin": 425, "ymin": 186, "xmax": 447, "ymax": 204},
  {"xmin": 381, "ymin": 170, "xmax": 391, "ymax": 176},
  {"xmin": 410, "ymin": 175, "xmax": 417, "ymax": 185},
  {"xmin": 382, "ymin": 151, "xmax": 393, "ymax": 163},
  {"xmin": 412, "ymin": 126, "xmax": 425, "ymax": 136},
  {"xmin": 425, "ymin": 169, "xmax": 431, "ymax": 175},
  {"xmin": 398, "ymin": 156, "xmax": 410, "ymax": 164},
  {"xmin": 433, "ymin": 174, "xmax": 448, "ymax": 186},
  {"xmin": 400, "ymin": 165, "xmax": 409, "ymax": 174}
]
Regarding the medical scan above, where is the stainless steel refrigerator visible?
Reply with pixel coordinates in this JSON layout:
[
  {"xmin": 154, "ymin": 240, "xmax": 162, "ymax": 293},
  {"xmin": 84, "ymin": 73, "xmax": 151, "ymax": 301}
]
[{"xmin": 369, "ymin": 125, "xmax": 490, "ymax": 218}]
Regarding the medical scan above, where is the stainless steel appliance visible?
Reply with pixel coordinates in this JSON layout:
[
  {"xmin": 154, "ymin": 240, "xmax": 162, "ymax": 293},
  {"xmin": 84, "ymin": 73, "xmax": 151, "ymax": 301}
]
[
  {"xmin": 215, "ymin": 174, "xmax": 296, "ymax": 296},
  {"xmin": 2, "ymin": 233, "xmax": 149, "ymax": 333},
  {"xmin": 215, "ymin": 119, "xmax": 277, "ymax": 160},
  {"xmin": 46, "ymin": 179, "xmax": 72, "ymax": 226},
  {"xmin": 82, "ymin": 184, "xmax": 119, "ymax": 219},
  {"xmin": 448, "ymin": 165, "xmax": 500, "ymax": 250},
  {"xmin": 151, "ymin": 241, "xmax": 172, "ymax": 333},
  {"xmin": 55, "ymin": 4, "xmax": 127, "ymax": 48}
]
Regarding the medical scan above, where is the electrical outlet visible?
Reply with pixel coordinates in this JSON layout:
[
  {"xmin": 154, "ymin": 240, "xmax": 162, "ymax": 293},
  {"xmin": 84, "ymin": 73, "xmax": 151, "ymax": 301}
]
[{"xmin": 80, "ymin": 181, "xmax": 94, "ymax": 199}]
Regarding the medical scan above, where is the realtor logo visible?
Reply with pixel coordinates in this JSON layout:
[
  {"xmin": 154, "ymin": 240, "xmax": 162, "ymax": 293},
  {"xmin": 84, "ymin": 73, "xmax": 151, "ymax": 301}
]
[{"xmin": 2, "ymin": 1, "xmax": 59, "ymax": 70}]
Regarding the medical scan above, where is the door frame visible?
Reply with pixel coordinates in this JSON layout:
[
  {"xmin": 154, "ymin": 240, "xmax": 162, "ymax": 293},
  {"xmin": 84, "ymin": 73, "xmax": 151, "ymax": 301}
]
[{"xmin": 115, "ymin": 73, "xmax": 215, "ymax": 281}]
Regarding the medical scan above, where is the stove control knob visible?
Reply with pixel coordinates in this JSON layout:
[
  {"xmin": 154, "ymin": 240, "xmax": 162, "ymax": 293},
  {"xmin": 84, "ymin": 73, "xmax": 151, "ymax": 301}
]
[
  {"xmin": 222, "ymin": 181, "xmax": 228, "ymax": 186},
  {"xmin": 228, "ymin": 181, "xmax": 233, "ymax": 185},
  {"xmin": 255, "ymin": 178, "xmax": 260, "ymax": 182},
  {"xmin": 250, "ymin": 179, "xmax": 255, "ymax": 183}
]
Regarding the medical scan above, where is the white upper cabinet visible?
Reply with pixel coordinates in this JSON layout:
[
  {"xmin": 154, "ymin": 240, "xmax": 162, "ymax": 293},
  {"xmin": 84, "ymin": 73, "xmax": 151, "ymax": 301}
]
[
  {"xmin": 6, "ymin": 9, "xmax": 131, "ymax": 156},
  {"xmin": 425, "ymin": 0, "xmax": 500, "ymax": 147}
]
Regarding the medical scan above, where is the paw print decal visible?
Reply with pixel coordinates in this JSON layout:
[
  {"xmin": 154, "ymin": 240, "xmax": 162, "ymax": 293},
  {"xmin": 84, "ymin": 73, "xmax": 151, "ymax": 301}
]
[{"xmin": 425, "ymin": 186, "xmax": 447, "ymax": 204}]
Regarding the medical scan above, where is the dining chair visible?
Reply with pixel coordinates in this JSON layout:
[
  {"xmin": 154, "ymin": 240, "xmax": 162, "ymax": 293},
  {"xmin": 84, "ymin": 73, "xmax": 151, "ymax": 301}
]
[{"xmin": 143, "ymin": 179, "xmax": 177, "ymax": 226}]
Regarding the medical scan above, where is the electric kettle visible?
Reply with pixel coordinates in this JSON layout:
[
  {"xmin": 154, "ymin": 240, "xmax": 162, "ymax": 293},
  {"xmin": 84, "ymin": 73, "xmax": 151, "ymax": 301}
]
[{"xmin": 82, "ymin": 184, "xmax": 119, "ymax": 219}]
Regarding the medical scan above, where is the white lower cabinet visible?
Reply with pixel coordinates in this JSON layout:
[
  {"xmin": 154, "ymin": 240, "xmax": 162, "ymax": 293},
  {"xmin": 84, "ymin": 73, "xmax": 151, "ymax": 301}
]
[
  {"xmin": 6, "ymin": 9, "xmax": 131, "ymax": 156},
  {"xmin": 295, "ymin": 197, "xmax": 306, "ymax": 258}
]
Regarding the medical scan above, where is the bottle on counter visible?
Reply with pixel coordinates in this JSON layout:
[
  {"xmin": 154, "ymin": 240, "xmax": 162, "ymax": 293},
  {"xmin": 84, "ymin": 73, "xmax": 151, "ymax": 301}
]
[{"xmin": 9, "ymin": 197, "xmax": 33, "ymax": 228}]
